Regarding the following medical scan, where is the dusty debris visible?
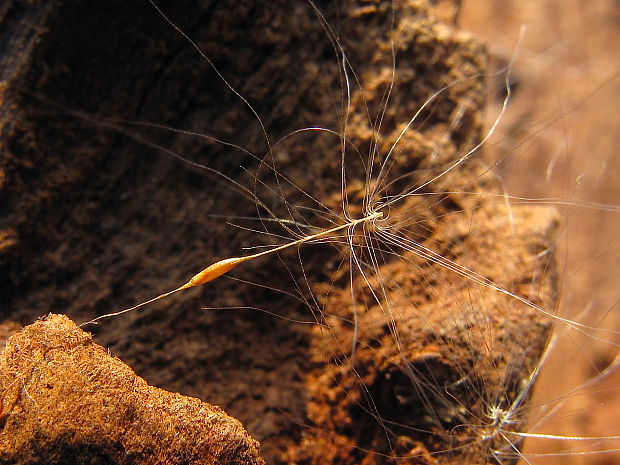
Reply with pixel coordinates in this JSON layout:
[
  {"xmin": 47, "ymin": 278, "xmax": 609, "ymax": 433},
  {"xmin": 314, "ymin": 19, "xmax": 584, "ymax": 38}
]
[{"xmin": 0, "ymin": 314, "xmax": 264, "ymax": 465}]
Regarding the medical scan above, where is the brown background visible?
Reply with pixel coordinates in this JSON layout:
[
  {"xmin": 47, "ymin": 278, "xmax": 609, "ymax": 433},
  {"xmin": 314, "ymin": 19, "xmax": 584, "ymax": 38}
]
[{"xmin": 460, "ymin": 1, "xmax": 620, "ymax": 463}]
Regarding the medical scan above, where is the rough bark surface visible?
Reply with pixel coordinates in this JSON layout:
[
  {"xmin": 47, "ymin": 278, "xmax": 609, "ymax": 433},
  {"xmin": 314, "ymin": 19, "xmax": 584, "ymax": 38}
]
[
  {"xmin": 0, "ymin": 1, "xmax": 559, "ymax": 464},
  {"xmin": 0, "ymin": 314, "xmax": 264, "ymax": 465}
]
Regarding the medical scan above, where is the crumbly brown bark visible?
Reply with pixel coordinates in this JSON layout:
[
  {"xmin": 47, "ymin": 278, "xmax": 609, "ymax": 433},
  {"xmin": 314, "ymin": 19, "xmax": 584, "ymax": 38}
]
[{"xmin": 0, "ymin": 1, "xmax": 558, "ymax": 464}]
